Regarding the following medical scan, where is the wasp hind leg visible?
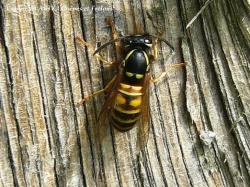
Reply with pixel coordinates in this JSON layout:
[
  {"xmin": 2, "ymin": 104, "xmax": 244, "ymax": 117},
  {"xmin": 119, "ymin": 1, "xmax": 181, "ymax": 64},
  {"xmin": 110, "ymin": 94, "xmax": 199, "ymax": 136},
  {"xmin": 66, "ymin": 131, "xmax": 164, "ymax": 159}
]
[
  {"xmin": 76, "ymin": 75, "xmax": 117, "ymax": 107},
  {"xmin": 75, "ymin": 36, "xmax": 115, "ymax": 65}
]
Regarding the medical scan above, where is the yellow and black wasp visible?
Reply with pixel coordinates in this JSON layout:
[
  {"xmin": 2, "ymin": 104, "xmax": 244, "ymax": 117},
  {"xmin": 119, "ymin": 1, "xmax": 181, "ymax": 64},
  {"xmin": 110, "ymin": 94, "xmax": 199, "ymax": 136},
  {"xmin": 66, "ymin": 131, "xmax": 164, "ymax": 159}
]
[{"xmin": 76, "ymin": 17, "xmax": 185, "ymax": 150}]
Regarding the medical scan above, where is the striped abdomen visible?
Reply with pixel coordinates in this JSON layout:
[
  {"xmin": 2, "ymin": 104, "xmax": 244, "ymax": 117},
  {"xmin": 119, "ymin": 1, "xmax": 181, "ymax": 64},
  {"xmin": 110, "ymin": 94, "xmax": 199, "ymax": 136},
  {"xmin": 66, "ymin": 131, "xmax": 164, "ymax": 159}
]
[{"xmin": 111, "ymin": 83, "xmax": 143, "ymax": 131}]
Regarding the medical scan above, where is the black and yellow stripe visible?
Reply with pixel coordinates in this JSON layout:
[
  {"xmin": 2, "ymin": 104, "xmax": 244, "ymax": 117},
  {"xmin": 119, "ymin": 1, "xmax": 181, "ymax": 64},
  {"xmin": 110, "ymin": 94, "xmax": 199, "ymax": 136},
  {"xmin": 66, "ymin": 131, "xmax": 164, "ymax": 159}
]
[{"xmin": 111, "ymin": 83, "xmax": 143, "ymax": 131}]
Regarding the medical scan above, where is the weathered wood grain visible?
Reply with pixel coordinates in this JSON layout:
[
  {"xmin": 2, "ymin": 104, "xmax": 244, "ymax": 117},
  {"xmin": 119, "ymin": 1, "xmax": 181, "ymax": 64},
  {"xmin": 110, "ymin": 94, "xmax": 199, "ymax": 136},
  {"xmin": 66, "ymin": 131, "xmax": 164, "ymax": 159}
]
[{"xmin": 0, "ymin": 0, "xmax": 249, "ymax": 186}]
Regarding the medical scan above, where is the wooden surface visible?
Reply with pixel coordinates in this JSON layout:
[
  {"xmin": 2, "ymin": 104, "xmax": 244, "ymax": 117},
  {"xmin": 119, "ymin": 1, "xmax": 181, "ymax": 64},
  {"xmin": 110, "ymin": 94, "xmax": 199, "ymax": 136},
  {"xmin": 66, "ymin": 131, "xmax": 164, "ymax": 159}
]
[{"xmin": 0, "ymin": 0, "xmax": 249, "ymax": 186}]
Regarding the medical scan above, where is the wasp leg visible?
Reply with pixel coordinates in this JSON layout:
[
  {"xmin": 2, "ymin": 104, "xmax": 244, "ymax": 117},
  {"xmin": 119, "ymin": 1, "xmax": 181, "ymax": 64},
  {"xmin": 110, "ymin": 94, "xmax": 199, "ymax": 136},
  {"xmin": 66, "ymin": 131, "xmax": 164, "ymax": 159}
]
[
  {"xmin": 151, "ymin": 63, "xmax": 186, "ymax": 83},
  {"xmin": 75, "ymin": 36, "xmax": 115, "ymax": 65},
  {"xmin": 151, "ymin": 37, "xmax": 175, "ymax": 62},
  {"xmin": 76, "ymin": 75, "xmax": 117, "ymax": 107},
  {"xmin": 105, "ymin": 17, "xmax": 120, "ymax": 41},
  {"xmin": 151, "ymin": 38, "xmax": 159, "ymax": 62},
  {"xmin": 151, "ymin": 72, "xmax": 167, "ymax": 83},
  {"xmin": 105, "ymin": 17, "xmax": 123, "ymax": 61}
]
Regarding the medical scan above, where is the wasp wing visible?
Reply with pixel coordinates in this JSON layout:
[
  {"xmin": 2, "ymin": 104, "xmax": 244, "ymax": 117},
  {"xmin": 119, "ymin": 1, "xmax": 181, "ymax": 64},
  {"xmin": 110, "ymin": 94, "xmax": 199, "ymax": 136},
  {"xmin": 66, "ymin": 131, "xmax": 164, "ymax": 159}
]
[
  {"xmin": 137, "ymin": 73, "xmax": 151, "ymax": 152},
  {"xmin": 94, "ymin": 69, "xmax": 123, "ymax": 143}
]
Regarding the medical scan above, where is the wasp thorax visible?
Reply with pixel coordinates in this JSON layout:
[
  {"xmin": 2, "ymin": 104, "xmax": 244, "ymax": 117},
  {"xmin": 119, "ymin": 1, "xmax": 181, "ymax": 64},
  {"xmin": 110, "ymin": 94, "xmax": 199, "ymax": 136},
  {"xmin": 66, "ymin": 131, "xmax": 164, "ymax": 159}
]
[{"xmin": 123, "ymin": 49, "xmax": 150, "ymax": 82}]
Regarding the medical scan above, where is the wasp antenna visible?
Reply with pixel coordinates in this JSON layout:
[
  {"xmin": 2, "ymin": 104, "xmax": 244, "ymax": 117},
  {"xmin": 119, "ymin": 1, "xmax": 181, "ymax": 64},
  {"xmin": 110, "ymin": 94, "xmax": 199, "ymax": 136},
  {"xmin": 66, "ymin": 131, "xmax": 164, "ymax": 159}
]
[
  {"xmin": 158, "ymin": 38, "xmax": 175, "ymax": 51},
  {"xmin": 186, "ymin": 0, "xmax": 214, "ymax": 29},
  {"xmin": 93, "ymin": 37, "xmax": 125, "ymax": 55},
  {"xmin": 150, "ymin": 35, "xmax": 175, "ymax": 51}
]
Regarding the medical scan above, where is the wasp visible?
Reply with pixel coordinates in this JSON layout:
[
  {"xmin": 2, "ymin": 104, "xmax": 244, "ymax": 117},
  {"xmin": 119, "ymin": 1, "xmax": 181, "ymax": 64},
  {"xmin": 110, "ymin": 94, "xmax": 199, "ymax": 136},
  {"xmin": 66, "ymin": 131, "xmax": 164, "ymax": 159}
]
[{"xmin": 76, "ymin": 17, "xmax": 185, "ymax": 150}]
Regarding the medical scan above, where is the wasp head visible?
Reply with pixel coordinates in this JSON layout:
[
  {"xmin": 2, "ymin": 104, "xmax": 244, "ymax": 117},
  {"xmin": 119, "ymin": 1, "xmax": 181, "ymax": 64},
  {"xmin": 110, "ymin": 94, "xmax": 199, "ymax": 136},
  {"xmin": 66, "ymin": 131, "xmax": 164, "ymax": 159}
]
[{"xmin": 122, "ymin": 34, "xmax": 153, "ymax": 50}]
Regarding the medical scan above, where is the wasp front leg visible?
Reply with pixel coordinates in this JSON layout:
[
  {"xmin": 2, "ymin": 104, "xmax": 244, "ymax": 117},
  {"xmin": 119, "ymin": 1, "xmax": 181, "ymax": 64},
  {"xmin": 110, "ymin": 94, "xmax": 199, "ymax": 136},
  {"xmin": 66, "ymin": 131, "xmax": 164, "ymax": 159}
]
[
  {"xmin": 75, "ymin": 36, "xmax": 115, "ymax": 65},
  {"xmin": 151, "ymin": 38, "xmax": 159, "ymax": 62},
  {"xmin": 151, "ymin": 44, "xmax": 185, "ymax": 83},
  {"xmin": 105, "ymin": 17, "xmax": 123, "ymax": 61},
  {"xmin": 151, "ymin": 36, "xmax": 175, "ymax": 62}
]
